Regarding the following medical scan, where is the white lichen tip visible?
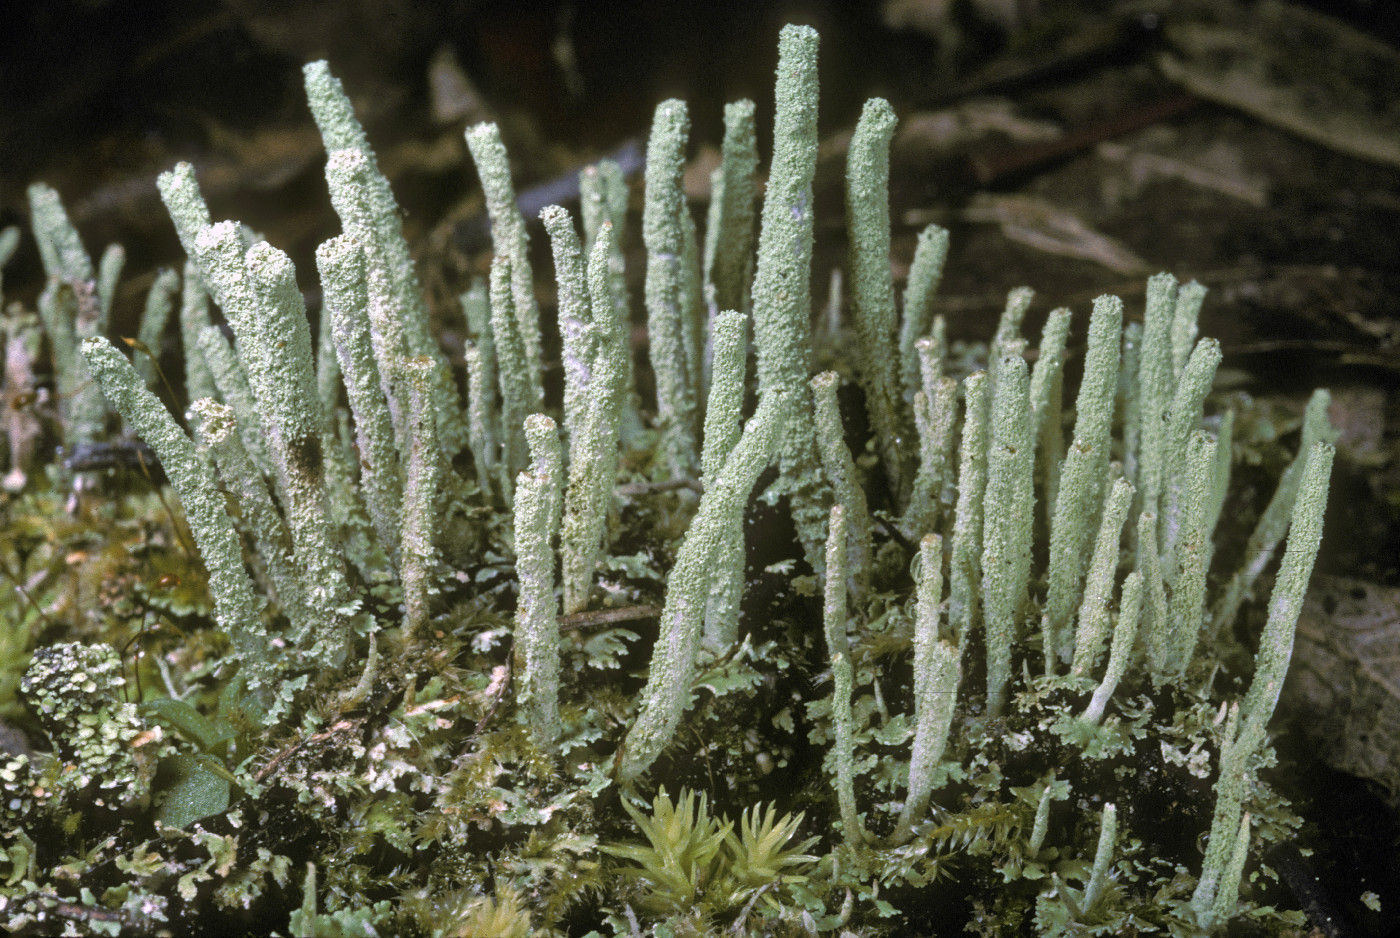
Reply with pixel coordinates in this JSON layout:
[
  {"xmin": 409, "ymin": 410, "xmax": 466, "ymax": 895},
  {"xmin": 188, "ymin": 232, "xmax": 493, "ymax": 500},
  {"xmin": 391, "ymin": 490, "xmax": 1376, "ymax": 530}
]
[
  {"xmin": 157, "ymin": 162, "xmax": 212, "ymax": 262},
  {"xmin": 27, "ymin": 183, "xmax": 93, "ymax": 283},
  {"xmin": 303, "ymin": 60, "xmax": 370, "ymax": 155}
]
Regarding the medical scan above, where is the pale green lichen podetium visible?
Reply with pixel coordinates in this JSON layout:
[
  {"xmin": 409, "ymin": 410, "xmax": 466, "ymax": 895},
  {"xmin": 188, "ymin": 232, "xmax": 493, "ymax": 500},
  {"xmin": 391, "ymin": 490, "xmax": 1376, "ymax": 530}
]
[
  {"xmin": 1192, "ymin": 705, "xmax": 1267, "ymax": 930},
  {"xmin": 1192, "ymin": 442, "xmax": 1332, "ymax": 938},
  {"xmin": 579, "ymin": 159, "xmax": 639, "ymax": 435},
  {"xmin": 28, "ymin": 184, "xmax": 106, "ymax": 446},
  {"xmin": 1042, "ymin": 294, "xmax": 1122, "ymax": 668},
  {"xmin": 1139, "ymin": 510, "xmax": 1173, "ymax": 680},
  {"xmin": 541, "ymin": 204, "xmax": 594, "ymax": 448},
  {"xmin": 617, "ymin": 394, "xmax": 790, "ymax": 784},
  {"xmin": 197, "ymin": 324, "xmax": 273, "ymax": 478},
  {"xmin": 700, "ymin": 310, "xmax": 749, "ymax": 648},
  {"xmin": 947, "ymin": 371, "xmax": 989, "ymax": 646},
  {"xmin": 1209, "ymin": 389, "xmax": 1336, "ymax": 640},
  {"xmin": 822, "ymin": 504, "xmax": 864, "ymax": 846},
  {"xmin": 466, "ymin": 122, "xmax": 544, "ymax": 405},
  {"xmin": 1029, "ymin": 307, "xmax": 1071, "ymax": 521},
  {"xmin": 1132, "ymin": 273, "xmax": 1179, "ymax": 508},
  {"xmin": 1171, "ymin": 280, "xmax": 1207, "ymax": 377},
  {"xmin": 1158, "ymin": 337, "xmax": 1222, "ymax": 570},
  {"xmin": 27, "ymin": 183, "xmax": 93, "ymax": 284},
  {"xmin": 988, "ymin": 287, "xmax": 1032, "ymax": 389},
  {"xmin": 192, "ymin": 398, "xmax": 312, "ymax": 632},
  {"xmin": 749, "ymin": 25, "xmax": 828, "ymax": 563},
  {"xmin": 846, "ymin": 96, "xmax": 906, "ymax": 495},
  {"xmin": 703, "ymin": 100, "xmax": 759, "ymax": 322},
  {"xmin": 643, "ymin": 99, "xmax": 700, "ymax": 477},
  {"xmin": 561, "ymin": 223, "xmax": 628, "ymax": 615},
  {"xmin": 304, "ymin": 62, "xmax": 467, "ymax": 455},
  {"xmin": 515, "ymin": 415, "xmax": 564, "ymax": 749},
  {"xmin": 459, "ymin": 278, "xmax": 499, "ymax": 493},
  {"xmin": 898, "ymin": 225, "xmax": 950, "ymax": 399},
  {"xmin": 96, "ymin": 244, "xmax": 124, "ymax": 322},
  {"xmin": 1082, "ymin": 803, "xmax": 1118, "ymax": 912},
  {"xmin": 135, "ymin": 267, "xmax": 179, "ymax": 390},
  {"xmin": 810, "ymin": 372, "xmax": 872, "ymax": 591},
  {"xmin": 1081, "ymin": 571, "xmax": 1143, "ymax": 726},
  {"xmin": 80, "ymin": 337, "xmax": 276, "ymax": 705},
  {"xmin": 316, "ymin": 235, "xmax": 402, "ymax": 563},
  {"xmin": 894, "ymin": 534, "xmax": 960, "ymax": 844},
  {"xmin": 322, "ymin": 149, "xmax": 412, "ymax": 439},
  {"xmin": 401, "ymin": 358, "xmax": 443, "ymax": 640},
  {"xmin": 1069, "ymin": 477, "xmax": 1134, "ymax": 679},
  {"xmin": 179, "ymin": 260, "xmax": 219, "ymax": 409},
  {"xmin": 1119, "ymin": 320, "xmax": 1143, "ymax": 488},
  {"xmin": 489, "ymin": 255, "xmax": 533, "ymax": 490},
  {"xmin": 905, "ymin": 370, "xmax": 957, "ymax": 538},
  {"xmin": 1162, "ymin": 431, "xmax": 1217, "ymax": 681},
  {"xmin": 156, "ymin": 162, "xmax": 211, "ymax": 264},
  {"xmin": 194, "ymin": 224, "xmax": 354, "ymax": 664},
  {"xmin": 1240, "ymin": 441, "xmax": 1334, "ymax": 731},
  {"xmin": 981, "ymin": 355, "xmax": 1034, "ymax": 718}
]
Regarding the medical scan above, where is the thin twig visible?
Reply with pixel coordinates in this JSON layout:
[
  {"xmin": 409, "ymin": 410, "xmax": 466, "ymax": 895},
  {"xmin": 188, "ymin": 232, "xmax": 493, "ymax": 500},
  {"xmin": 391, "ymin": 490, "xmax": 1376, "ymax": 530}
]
[
  {"xmin": 559, "ymin": 604, "xmax": 662, "ymax": 632},
  {"xmin": 615, "ymin": 478, "xmax": 702, "ymax": 497}
]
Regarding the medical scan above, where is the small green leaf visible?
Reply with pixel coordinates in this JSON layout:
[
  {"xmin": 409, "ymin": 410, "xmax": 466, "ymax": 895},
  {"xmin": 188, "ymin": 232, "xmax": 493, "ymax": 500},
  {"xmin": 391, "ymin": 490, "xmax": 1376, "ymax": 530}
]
[
  {"xmin": 153, "ymin": 754, "xmax": 232, "ymax": 829},
  {"xmin": 142, "ymin": 697, "xmax": 235, "ymax": 752}
]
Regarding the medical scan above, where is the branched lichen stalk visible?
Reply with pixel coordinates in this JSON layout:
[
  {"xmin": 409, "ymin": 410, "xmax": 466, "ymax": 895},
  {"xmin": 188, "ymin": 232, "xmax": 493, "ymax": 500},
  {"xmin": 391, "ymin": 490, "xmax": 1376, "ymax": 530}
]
[
  {"xmin": 1082, "ymin": 571, "xmax": 1143, "ymax": 725},
  {"xmin": 643, "ymin": 99, "xmax": 699, "ymax": 477},
  {"xmin": 305, "ymin": 63, "xmax": 467, "ymax": 455},
  {"xmin": 515, "ymin": 415, "xmax": 564, "ymax": 749},
  {"xmin": 1193, "ymin": 707, "xmax": 1267, "ymax": 927},
  {"xmin": 617, "ymin": 394, "xmax": 790, "ymax": 783},
  {"xmin": 196, "ymin": 325, "xmax": 273, "ymax": 479},
  {"xmin": 193, "ymin": 398, "xmax": 311, "ymax": 632},
  {"xmin": 194, "ymin": 225, "xmax": 353, "ymax": 664},
  {"xmin": 1069, "ymin": 478, "xmax": 1134, "ymax": 678},
  {"xmin": 561, "ymin": 223, "xmax": 628, "ymax": 615},
  {"xmin": 317, "ymin": 235, "xmax": 402, "ymax": 564},
  {"xmin": 1209, "ymin": 390, "xmax": 1335, "ymax": 639},
  {"xmin": 1043, "ymin": 295, "xmax": 1122, "ymax": 666},
  {"xmin": 81, "ymin": 338, "xmax": 276, "ymax": 705},
  {"xmin": 846, "ymin": 97, "xmax": 905, "ymax": 494}
]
